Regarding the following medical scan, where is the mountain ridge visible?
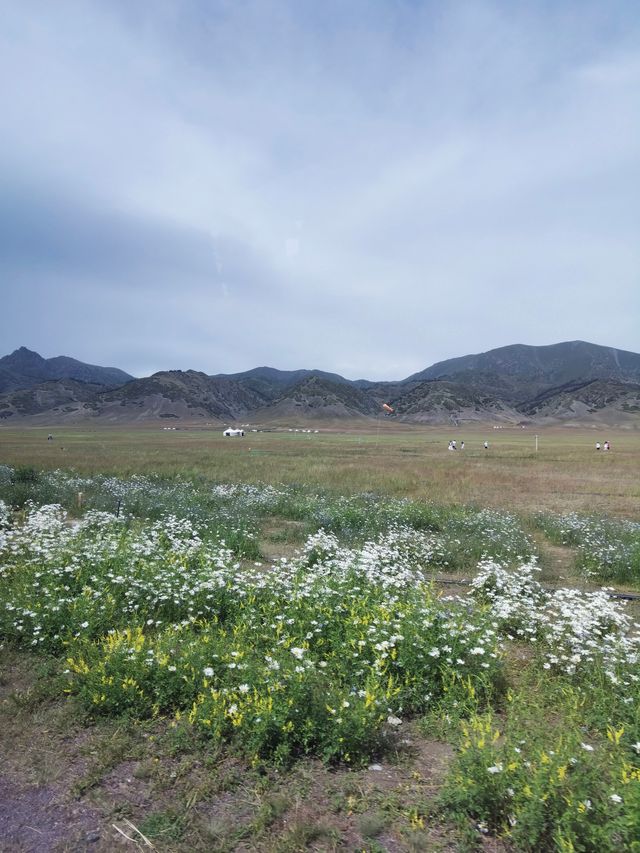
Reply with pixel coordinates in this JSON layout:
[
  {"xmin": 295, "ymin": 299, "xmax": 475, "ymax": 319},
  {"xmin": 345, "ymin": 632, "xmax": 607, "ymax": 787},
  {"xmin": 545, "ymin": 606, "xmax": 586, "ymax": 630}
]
[
  {"xmin": 0, "ymin": 347, "xmax": 133, "ymax": 393},
  {"xmin": 1, "ymin": 342, "xmax": 639, "ymax": 427},
  {"xmin": 404, "ymin": 340, "xmax": 640, "ymax": 386}
]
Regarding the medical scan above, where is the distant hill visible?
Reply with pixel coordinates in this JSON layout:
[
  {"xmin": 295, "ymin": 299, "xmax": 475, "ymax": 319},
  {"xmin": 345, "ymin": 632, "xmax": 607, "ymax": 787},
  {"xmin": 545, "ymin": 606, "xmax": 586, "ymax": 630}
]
[
  {"xmin": 255, "ymin": 376, "xmax": 380, "ymax": 420},
  {"xmin": 0, "ymin": 347, "xmax": 133, "ymax": 393},
  {"xmin": 387, "ymin": 380, "xmax": 519, "ymax": 424},
  {"xmin": 96, "ymin": 371, "xmax": 265, "ymax": 422},
  {"xmin": 0, "ymin": 368, "xmax": 263, "ymax": 424},
  {"xmin": 0, "ymin": 379, "xmax": 105, "ymax": 421},
  {"xmin": 404, "ymin": 341, "xmax": 640, "ymax": 400},
  {"xmin": 519, "ymin": 379, "xmax": 640, "ymax": 425},
  {"xmin": 1, "ymin": 341, "xmax": 639, "ymax": 427},
  {"xmin": 214, "ymin": 366, "xmax": 353, "ymax": 403}
]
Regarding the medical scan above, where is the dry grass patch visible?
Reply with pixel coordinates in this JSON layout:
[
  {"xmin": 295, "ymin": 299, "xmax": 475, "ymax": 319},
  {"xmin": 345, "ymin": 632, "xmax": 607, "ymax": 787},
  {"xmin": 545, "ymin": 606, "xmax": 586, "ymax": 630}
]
[{"xmin": 2, "ymin": 424, "xmax": 639, "ymax": 515}]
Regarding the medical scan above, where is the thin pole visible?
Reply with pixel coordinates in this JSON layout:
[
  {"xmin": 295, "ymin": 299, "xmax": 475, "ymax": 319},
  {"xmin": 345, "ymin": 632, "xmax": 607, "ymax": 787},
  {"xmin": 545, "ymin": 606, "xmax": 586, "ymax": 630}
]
[{"xmin": 535, "ymin": 434, "xmax": 538, "ymax": 453}]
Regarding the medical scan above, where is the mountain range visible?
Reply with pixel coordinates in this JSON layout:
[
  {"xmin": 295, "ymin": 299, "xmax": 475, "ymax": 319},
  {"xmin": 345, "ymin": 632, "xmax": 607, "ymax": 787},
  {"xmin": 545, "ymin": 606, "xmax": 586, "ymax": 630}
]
[{"xmin": 1, "ymin": 342, "xmax": 639, "ymax": 427}]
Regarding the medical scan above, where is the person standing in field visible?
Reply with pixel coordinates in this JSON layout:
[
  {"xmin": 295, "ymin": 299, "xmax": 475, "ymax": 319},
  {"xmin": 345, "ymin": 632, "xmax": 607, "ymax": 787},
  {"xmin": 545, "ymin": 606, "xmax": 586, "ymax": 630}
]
[{"xmin": 460, "ymin": 441, "xmax": 465, "ymax": 450}]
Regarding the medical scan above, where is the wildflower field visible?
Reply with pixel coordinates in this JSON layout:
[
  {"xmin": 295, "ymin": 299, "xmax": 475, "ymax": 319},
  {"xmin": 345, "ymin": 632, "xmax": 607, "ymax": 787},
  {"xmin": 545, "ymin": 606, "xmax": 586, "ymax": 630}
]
[{"xmin": 0, "ymin": 437, "xmax": 639, "ymax": 850}]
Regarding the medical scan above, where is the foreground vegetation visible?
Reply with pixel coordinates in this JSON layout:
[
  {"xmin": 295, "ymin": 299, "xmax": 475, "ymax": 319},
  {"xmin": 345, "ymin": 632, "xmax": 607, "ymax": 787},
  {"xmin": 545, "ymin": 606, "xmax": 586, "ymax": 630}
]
[{"xmin": 1, "ymin": 463, "xmax": 639, "ymax": 850}]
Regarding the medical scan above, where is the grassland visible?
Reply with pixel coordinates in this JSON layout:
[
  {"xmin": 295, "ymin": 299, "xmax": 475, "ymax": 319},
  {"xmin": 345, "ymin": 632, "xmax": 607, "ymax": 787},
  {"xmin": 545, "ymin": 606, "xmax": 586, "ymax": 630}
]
[
  {"xmin": 0, "ymin": 423, "xmax": 639, "ymax": 851},
  {"xmin": 1, "ymin": 423, "xmax": 639, "ymax": 516}
]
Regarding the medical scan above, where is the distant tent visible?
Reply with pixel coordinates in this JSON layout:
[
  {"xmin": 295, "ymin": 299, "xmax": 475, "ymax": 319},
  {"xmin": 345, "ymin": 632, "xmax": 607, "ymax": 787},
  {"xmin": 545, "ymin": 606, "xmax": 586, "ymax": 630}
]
[{"xmin": 223, "ymin": 428, "xmax": 245, "ymax": 437}]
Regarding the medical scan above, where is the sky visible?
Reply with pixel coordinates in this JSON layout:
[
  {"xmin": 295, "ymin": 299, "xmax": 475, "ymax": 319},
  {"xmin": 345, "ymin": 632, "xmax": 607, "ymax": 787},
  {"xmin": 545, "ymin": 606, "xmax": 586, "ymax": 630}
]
[{"xmin": 1, "ymin": 0, "xmax": 639, "ymax": 381}]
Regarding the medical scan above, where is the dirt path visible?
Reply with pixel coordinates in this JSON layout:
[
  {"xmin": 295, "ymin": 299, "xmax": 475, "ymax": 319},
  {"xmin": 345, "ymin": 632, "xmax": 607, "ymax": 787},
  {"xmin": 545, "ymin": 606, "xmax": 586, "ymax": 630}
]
[
  {"xmin": 528, "ymin": 531, "xmax": 582, "ymax": 587},
  {"xmin": 0, "ymin": 777, "xmax": 104, "ymax": 853},
  {"xmin": 527, "ymin": 529, "xmax": 640, "ymax": 606}
]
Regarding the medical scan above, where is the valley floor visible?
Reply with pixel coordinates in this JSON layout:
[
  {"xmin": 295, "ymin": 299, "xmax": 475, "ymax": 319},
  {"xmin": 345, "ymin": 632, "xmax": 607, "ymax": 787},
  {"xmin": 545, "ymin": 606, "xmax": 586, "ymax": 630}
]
[{"xmin": 0, "ymin": 434, "xmax": 638, "ymax": 852}]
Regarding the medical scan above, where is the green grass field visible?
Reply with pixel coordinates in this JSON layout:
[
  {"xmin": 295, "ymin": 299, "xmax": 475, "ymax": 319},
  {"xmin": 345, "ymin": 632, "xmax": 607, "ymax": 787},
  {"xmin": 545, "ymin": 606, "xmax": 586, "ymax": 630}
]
[
  {"xmin": 1, "ymin": 424, "xmax": 639, "ymax": 851},
  {"xmin": 1, "ymin": 423, "xmax": 639, "ymax": 515}
]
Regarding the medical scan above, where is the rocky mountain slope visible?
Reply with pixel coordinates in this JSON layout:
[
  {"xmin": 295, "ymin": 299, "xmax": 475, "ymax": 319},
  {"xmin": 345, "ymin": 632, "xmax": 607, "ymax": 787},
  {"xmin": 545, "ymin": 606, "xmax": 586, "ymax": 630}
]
[
  {"xmin": 519, "ymin": 379, "xmax": 640, "ymax": 424},
  {"xmin": 254, "ymin": 376, "xmax": 380, "ymax": 419},
  {"xmin": 404, "ymin": 341, "xmax": 640, "ymax": 402},
  {"xmin": 212, "ymin": 367, "xmax": 353, "ymax": 403},
  {"xmin": 0, "ymin": 379, "xmax": 105, "ymax": 421},
  {"xmin": 0, "ymin": 347, "xmax": 133, "ymax": 393},
  {"xmin": 1, "ymin": 341, "xmax": 639, "ymax": 426},
  {"xmin": 99, "ymin": 371, "xmax": 265, "ymax": 421},
  {"xmin": 385, "ymin": 380, "xmax": 520, "ymax": 423}
]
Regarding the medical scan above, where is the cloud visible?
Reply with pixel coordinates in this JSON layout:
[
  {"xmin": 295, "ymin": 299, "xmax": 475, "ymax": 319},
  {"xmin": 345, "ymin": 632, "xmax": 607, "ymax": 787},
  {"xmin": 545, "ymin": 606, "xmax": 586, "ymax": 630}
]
[{"xmin": 1, "ymin": 0, "xmax": 639, "ymax": 379}]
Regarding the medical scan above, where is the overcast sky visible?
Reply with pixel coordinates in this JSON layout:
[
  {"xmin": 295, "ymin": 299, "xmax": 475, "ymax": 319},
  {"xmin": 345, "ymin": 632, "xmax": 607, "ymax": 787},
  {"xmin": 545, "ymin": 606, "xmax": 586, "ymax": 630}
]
[{"xmin": 1, "ymin": 1, "xmax": 639, "ymax": 380}]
